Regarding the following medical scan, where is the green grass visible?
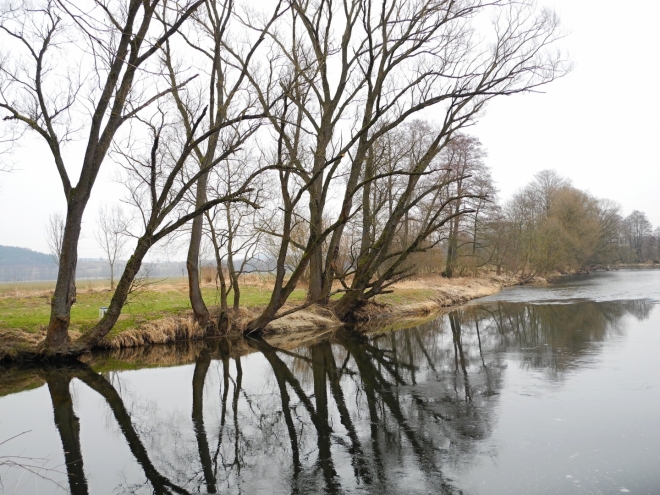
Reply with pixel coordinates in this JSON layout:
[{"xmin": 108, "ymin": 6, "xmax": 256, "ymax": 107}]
[
  {"xmin": 0, "ymin": 281, "xmax": 307, "ymax": 334},
  {"xmin": 0, "ymin": 278, "xmax": 438, "ymax": 336}
]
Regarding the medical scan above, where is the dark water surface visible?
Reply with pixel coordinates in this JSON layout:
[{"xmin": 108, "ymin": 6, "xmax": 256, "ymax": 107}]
[{"xmin": 1, "ymin": 270, "xmax": 659, "ymax": 494}]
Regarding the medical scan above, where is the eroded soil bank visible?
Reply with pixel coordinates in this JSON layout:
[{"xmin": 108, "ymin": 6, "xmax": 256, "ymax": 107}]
[{"xmin": 0, "ymin": 274, "xmax": 532, "ymax": 361}]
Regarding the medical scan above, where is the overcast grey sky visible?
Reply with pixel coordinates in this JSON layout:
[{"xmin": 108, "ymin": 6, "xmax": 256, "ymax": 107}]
[
  {"xmin": 473, "ymin": 0, "xmax": 660, "ymax": 224},
  {"xmin": 1, "ymin": 0, "xmax": 658, "ymax": 259}
]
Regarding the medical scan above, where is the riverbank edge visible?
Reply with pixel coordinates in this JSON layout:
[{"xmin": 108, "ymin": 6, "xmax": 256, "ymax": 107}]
[{"xmin": 0, "ymin": 274, "xmax": 538, "ymax": 361}]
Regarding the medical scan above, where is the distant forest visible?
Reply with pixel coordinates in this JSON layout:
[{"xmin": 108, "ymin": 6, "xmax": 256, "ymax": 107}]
[{"xmin": 426, "ymin": 167, "xmax": 660, "ymax": 279}]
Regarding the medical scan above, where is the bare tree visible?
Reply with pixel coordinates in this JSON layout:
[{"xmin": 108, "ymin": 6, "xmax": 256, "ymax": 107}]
[
  {"xmin": 163, "ymin": 0, "xmax": 285, "ymax": 328},
  {"xmin": 71, "ymin": 103, "xmax": 271, "ymax": 353},
  {"xmin": 332, "ymin": 121, "xmax": 483, "ymax": 320},
  {"xmin": 205, "ymin": 155, "xmax": 269, "ymax": 330},
  {"xmin": 45, "ymin": 212, "xmax": 65, "ymax": 266},
  {"xmin": 653, "ymin": 227, "xmax": 660, "ymax": 262},
  {"xmin": 623, "ymin": 210, "xmax": 652, "ymax": 263},
  {"xmin": 443, "ymin": 135, "xmax": 488, "ymax": 278},
  {"xmin": 587, "ymin": 199, "xmax": 623, "ymax": 269},
  {"xmin": 0, "ymin": 0, "xmax": 205, "ymax": 356},
  {"xmin": 240, "ymin": 0, "xmax": 567, "ymax": 332},
  {"xmin": 93, "ymin": 204, "xmax": 128, "ymax": 290}
]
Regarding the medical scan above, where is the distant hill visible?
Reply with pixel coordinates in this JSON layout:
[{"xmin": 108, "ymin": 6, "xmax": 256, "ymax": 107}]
[
  {"xmin": 0, "ymin": 245, "xmax": 274, "ymax": 283},
  {"xmin": 0, "ymin": 245, "xmax": 190, "ymax": 282},
  {"xmin": 0, "ymin": 245, "xmax": 54, "ymax": 267}
]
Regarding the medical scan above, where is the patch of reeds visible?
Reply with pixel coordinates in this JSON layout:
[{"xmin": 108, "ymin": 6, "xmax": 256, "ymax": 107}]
[{"xmin": 102, "ymin": 316, "xmax": 210, "ymax": 349}]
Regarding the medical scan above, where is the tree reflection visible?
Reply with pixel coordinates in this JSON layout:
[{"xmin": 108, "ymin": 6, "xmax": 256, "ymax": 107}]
[
  {"xmin": 74, "ymin": 366, "xmax": 191, "ymax": 495},
  {"xmin": 192, "ymin": 349, "xmax": 216, "ymax": 493},
  {"xmin": 43, "ymin": 367, "xmax": 88, "ymax": 495},
  {"xmin": 25, "ymin": 298, "xmax": 654, "ymax": 494}
]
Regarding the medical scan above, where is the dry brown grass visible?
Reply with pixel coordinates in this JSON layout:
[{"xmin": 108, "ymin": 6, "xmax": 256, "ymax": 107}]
[
  {"xmin": 350, "ymin": 274, "xmax": 522, "ymax": 322},
  {"xmin": 101, "ymin": 316, "xmax": 209, "ymax": 349},
  {"xmin": 263, "ymin": 308, "xmax": 341, "ymax": 334},
  {"xmin": 0, "ymin": 329, "xmax": 44, "ymax": 360},
  {"xmin": 390, "ymin": 273, "xmax": 516, "ymax": 290}
]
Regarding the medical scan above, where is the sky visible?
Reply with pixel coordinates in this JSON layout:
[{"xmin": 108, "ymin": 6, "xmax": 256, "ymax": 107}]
[
  {"xmin": 472, "ymin": 0, "xmax": 660, "ymax": 222},
  {"xmin": 0, "ymin": 0, "xmax": 658, "ymax": 259}
]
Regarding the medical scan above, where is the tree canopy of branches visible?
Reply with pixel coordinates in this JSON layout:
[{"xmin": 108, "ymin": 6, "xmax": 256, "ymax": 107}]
[
  {"xmin": 241, "ymin": 0, "xmax": 568, "ymax": 331},
  {"xmin": 0, "ymin": 0, "xmax": 207, "ymax": 355},
  {"xmin": 3, "ymin": 0, "xmax": 588, "ymax": 355}
]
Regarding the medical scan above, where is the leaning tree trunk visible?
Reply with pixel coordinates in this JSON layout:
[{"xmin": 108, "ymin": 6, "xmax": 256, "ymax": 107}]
[
  {"xmin": 244, "ymin": 259, "xmax": 310, "ymax": 334},
  {"xmin": 71, "ymin": 236, "xmax": 153, "ymax": 353},
  {"xmin": 187, "ymin": 170, "xmax": 211, "ymax": 327}
]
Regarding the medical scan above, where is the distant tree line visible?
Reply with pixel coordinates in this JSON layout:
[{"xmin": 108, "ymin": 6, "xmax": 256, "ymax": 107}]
[
  {"xmin": 440, "ymin": 168, "xmax": 659, "ymax": 279},
  {"xmin": 1, "ymin": 0, "xmax": 570, "ymax": 356}
]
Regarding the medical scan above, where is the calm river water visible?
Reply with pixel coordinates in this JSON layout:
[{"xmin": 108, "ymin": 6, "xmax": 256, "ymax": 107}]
[{"xmin": 1, "ymin": 269, "xmax": 659, "ymax": 494}]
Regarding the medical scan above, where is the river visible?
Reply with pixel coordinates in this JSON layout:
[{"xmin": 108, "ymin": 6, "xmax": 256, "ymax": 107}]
[{"xmin": 1, "ymin": 269, "xmax": 659, "ymax": 494}]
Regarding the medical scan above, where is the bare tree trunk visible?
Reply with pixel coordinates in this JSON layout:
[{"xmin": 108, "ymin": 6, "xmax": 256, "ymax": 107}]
[
  {"xmin": 472, "ymin": 209, "xmax": 480, "ymax": 257},
  {"xmin": 244, "ymin": 180, "xmax": 311, "ymax": 333},
  {"xmin": 207, "ymin": 215, "xmax": 229, "ymax": 332},
  {"xmin": 217, "ymin": 261, "xmax": 229, "ymax": 332},
  {"xmin": 445, "ymin": 208, "xmax": 460, "ymax": 278},
  {"xmin": 360, "ymin": 150, "xmax": 374, "ymax": 265},
  {"xmin": 225, "ymin": 207, "xmax": 241, "ymax": 311},
  {"xmin": 187, "ymin": 171, "xmax": 210, "ymax": 327},
  {"xmin": 228, "ymin": 255, "xmax": 240, "ymax": 311},
  {"xmin": 45, "ymin": 200, "xmax": 84, "ymax": 354},
  {"xmin": 307, "ymin": 179, "xmax": 325, "ymax": 302}
]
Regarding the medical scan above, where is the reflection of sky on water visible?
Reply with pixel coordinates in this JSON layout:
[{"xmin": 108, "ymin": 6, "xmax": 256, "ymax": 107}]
[
  {"xmin": 0, "ymin": 271, "xmax": 659, "ymax": 494},
  {"xmin": 452, "ymin": 307, "xmax": 660, "ymax": 495},
  {"xmin": 473, "ymin": 269, "xmax": 660, "ymax": 304}
]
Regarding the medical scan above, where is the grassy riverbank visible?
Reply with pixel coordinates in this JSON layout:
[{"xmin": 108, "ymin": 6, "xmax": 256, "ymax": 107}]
[
  {"xmin": 0, "ymin": 277, "xmax": 307, "ymax": 335},
  {"xmin": 0, "ymin": 274, "xmax": 522, "ymax": 359}
]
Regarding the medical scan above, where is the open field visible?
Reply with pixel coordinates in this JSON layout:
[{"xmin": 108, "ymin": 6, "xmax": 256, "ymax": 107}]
[{"xmin": 0, "ymin": 277, "xmax": 307, "ymax": 336}]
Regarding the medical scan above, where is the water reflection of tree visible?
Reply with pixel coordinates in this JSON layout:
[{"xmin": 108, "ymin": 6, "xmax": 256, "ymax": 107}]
[
  {"xmin": 35, "ymin": 328, "xmax": 496, "ymax": 493},
  {"xmin": 459, "ymin": 299, "xmax": 655, "ymax": 373},
  {"xmin": 43, "ymin": 368, "xmax": 88, "ymax": 495},
  {"xmin": 31, "ymin": 299, "xmax": 653, "ymax": 494}
]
